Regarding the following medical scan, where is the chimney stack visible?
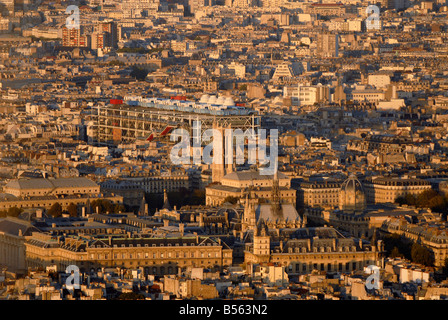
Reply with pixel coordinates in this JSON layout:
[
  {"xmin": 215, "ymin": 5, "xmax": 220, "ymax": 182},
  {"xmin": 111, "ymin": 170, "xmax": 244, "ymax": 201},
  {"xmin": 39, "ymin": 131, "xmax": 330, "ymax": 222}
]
[{"xmin": 179, "ymin": 223, "xmax": 184, "ymax": 236}]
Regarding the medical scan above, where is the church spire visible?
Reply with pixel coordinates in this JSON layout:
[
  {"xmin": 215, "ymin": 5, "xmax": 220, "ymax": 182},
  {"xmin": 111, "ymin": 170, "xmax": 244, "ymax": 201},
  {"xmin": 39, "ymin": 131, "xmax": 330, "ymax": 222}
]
[
  {"xmin": 139, "ymin": 194, "xmax": 149, "ymax": 216},
  {"xmin": 162, "ymin": 189, "xmax": 172, "ymax": 210},
  {"xmin": 271, "ymin": 168, "xmax": 282, "ymax": 217}
]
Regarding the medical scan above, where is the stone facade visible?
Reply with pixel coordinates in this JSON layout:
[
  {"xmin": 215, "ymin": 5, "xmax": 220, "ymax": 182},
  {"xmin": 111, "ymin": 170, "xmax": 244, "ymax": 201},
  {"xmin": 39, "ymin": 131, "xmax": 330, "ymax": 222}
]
[
  {"xmin": 244, "ymin": 226, "xmax": 383, "ymax": 275},
  {"xmin": 25, "ymin": 233, "xmax": 233, "ymax": 275}
]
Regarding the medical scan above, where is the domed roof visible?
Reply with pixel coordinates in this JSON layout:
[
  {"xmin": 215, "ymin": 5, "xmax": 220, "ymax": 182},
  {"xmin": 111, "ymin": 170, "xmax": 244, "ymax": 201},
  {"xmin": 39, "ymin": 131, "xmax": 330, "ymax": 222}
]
[
  {"xmin": 208, "ymin": 95, "xmax": 217, "ymax": 104},
  {"xmin": 339, "ymin": 174, "xmax": 366, "ymax": 213},
  {"xmin": 216, "ymin": 96, "xmax": 225, "ymax": 105},
  {"xmin": 199, "ymin": 94, "xmax": 210, "ymax": 103},
  {"xmin": 341, "ymin": 174, "xmax": 364, "ymax": 193},
  {"xmin": 223, "ymin": 97, "xmax": 234, "ymax": 106}
]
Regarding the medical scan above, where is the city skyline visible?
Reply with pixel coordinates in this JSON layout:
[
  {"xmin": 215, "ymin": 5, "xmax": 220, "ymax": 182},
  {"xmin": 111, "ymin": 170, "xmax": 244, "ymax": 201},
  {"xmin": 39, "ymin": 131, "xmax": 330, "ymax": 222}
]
[{"xmin": 0, "ymin": 0, "xmax": 447, "ymax": 305}]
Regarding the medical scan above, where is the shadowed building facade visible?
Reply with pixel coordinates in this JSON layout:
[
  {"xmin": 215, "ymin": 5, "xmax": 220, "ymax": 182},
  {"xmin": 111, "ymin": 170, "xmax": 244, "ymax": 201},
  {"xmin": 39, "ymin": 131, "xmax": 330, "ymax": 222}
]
[{"xmin": 0, "ymin": 217, "xmax": 39, "ymax": 274}]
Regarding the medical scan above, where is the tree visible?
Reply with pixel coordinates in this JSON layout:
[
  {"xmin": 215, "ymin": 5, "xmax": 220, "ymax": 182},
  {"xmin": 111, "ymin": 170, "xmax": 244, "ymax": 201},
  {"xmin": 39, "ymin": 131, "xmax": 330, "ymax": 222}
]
[
  {"xmin": 395, "ymin": 196, "xmax": 406, "ymax": 206},
  {"xmin": 395, "ymin": 190, "xmax": 448, "ymax": 217},
  {"xmin": 416, "ymin": 190, "xmax": 439, "ymax": 208},
  {"xmin": 113, "ymin": 204, "xmax": 126, "ymax": 214},
  {"xmin": 383, "ymin": 233, "xmax": 412, "ymax": 260},
  {"xmin": 223, "ymin": 196, "xmax": 239, "ymax": 205},
  {"xmin": 7, "ymin": 206, "xmax": 22, "ymax": 217},
  {"xmin": 48, "ymin": 202, "xmax": 63, "ymax": 218},
  {"xmin": 442, "ymin": 258, "xmax": 448, "ymax": 279},
  {"xmin": 404, "ymin": 193, "xmax": 417, "ymax": 206},
  {"xmin": 91, "ymin": 199, "xmax": 114, "ymax": 214},
  {"xmin": 411, "ymin": 242, "xmax": 434, "ymax": 266},
  {"xmin": 67, "ymin": 203, "xmax": 78, "ymax": 217},
  {"xmin": 390, "ymin": 246, "xmax": 402, "ymax": 258},
  {"xmin": 190, "ymin": 190, "xmax": 205, "ymax": 205},
  {"xmin": 130, "ymin": 66, "xmax": 148, "ymax": 80}
]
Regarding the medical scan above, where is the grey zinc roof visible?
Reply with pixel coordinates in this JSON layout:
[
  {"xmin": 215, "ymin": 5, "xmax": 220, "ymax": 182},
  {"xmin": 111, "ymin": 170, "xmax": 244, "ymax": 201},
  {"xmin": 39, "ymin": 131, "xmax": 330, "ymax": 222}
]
[
  {"xmin": 0, "ymin": 193, "xmax": 18, "ymax": 201},
  {"xmin": 255, "ymin": 203, "xmax": 300, "ymax": 222},
  {"xmin": 223, "ymin": 170, "xmax": 287, "ymax": 181},
  {"xmin": 5, "ymin": 177, "xmax": 98, "ymax": 190},
  {"xmin": 0, "ymin": 217, "xmax": 40, "ymax": 236}
]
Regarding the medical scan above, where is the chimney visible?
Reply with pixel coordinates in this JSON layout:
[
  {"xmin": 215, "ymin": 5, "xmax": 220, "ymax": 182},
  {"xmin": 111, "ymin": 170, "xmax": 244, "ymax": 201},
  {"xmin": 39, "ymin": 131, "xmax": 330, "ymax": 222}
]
[
  {"xmin": 81, "ymin": 206, "xmax": 86, "ymax": 218},
  {"xmin": 199, "ymin": 213, "xmax": 204, "ymax": 227},
  {"xmin": 179, "ymin": 223, "xmax": 184, "ymax": 236},
  {"xmin": 36, "ymin": 209, "xmax": 42, "ymax": 219},
  {"xmin": 377, "ymin": 240, "xmax": 383, "ymax": 252}
]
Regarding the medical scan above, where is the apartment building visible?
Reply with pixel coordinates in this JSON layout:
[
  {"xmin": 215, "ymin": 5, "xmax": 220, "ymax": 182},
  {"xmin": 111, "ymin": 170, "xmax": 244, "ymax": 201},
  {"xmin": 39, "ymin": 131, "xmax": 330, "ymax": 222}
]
[
  {"xmin": 363, "ymin": 176, "xmax": 432, "ymax": 204},
  {"xmin": 295, "ymin": 180, "xmax": 342, "ymax": 209}
]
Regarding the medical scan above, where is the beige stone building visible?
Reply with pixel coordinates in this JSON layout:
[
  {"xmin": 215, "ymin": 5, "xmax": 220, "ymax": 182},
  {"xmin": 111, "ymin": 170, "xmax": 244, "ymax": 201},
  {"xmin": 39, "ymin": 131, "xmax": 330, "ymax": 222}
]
[
  {"xmin": 380, "ymin": 216, "xmax": 448, "ymax": 267},
  {"xmin": 244, "ymin": 225, "xmax": 383, "ymax": 275},
  {"xmin": 164, "ymin": 276, "xmax": 219, "ymax": 299},
  {"xmin": 0, "ymin": 193, "xmax": 123, "ymax": 212},
  {"xmin": 296, "ymin": 180, "xmax": 341, "ymax": 209},
  {"xmin": 3, "ymin": 177, "xmax": 100, "ymax": 197},
  {"xmin": 304, "ymin": 175, "xmax": 434, "ymax": 239},
  {"xmin": 25, "ymin": 232, "xmax": 233, "ymax": 275},
  {"xmin": 364, "ymin": 176, "xmax": 432, "ymax": 204},
  {"xmin": 0, "ymin": 217, "xmax": 39, "ymax": 274},
  {"xmin": 206, "ymin": 170, "xmax": 296, "ymax": 206}
]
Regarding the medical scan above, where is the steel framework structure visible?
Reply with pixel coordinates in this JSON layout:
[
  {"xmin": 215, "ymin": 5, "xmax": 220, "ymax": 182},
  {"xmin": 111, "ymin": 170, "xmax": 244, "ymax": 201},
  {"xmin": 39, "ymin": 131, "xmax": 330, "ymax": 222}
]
[{"xmin": 93, "ymin": 104, "xmax": 261, "ymax": 146}]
